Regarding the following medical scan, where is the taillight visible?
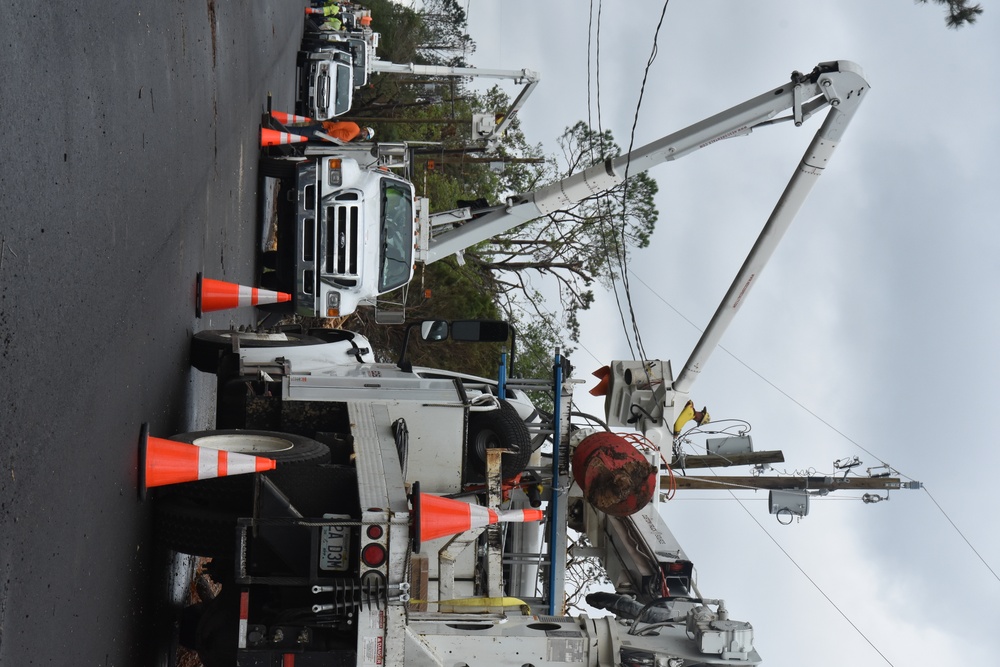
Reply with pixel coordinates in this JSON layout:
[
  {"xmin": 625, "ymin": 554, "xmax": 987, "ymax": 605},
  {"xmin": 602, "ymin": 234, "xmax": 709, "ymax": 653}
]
[
  {"xmin": 366, "ymin": 525, "xmax": 384, "ymax": 540},
  {"xmin": 362, "ymin": 543, "xmax": 387, "ymax": 568}
]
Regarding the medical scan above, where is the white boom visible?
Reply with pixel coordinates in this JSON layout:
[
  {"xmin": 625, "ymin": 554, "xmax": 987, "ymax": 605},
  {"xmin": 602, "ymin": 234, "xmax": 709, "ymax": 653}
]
[
  {"xmin": 422, "ymin": 60, "xmax": 869, "ymax": 461},
  {"xmin": 369, "ymin": 60, "xmax": 540, "ymax": 150},
  {"xmin": 424, "ymin": 60, "xmax": 868, "ymax": 265}
]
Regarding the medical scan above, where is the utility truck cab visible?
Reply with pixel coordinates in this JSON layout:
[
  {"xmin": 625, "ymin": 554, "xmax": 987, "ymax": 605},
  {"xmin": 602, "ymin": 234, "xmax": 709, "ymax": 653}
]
[
  {"xmin": 298, "ymin": 7, "xmax": 379, "ymax": 120},
  {"xmin": 297, "ymin": 47, "xmax": 354, "ymax": 120},
  {"xmin": 262, "ymin": 149, "xmax": 417, "ymax": 319}
]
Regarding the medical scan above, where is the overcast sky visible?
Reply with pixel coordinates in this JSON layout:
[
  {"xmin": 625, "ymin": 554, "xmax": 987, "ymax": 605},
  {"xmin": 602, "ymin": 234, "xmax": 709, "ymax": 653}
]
[{"xmin": 458, "ymin": 1, "xmax": 1000, "ymax": 665}]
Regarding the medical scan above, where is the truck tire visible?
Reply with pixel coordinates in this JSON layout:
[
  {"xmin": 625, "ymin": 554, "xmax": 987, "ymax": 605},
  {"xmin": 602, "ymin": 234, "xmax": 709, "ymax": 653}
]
[
  {"xmin": 191, "ymin": 587, "xmax": 241, "ymax": 667},
  {"xmin": 467, "ymin": 400, "xmax": 532, "ymax": 479},
  {"xmin": 154, "ymin": 498, "xmax": 243, "ymax": 563},
  {"xmin": 190, "ymin": 329, "xmax": 328, "ymax": 374},
  {"xmin": 156, "ymin": 430, "xmax": 331, "ymax": 510},
  {"xmin": 260, "ymin": 156, "xmax": 301, "ymax": 180}
]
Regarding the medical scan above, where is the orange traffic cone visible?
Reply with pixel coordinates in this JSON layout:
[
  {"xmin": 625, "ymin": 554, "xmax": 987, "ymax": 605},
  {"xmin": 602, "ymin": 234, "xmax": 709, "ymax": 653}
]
[
  {"xmin": 497, "ymin": 508, "xmax": 545, "ymax": 523},
  {"xmin": 270, "ymin": 110, "xmax": 313, "ymax": 125},
  {"xmin": 412, "ymin": 493, "xmax": 546, "ymax": 548},
  {"xmin": 137, "ymin": 423, "xmax": 276, "ymax": 500},
  {"xmin": 196, "ymin": 273, "xmax": 291, "ymax": 317},
  {"xmin": 304, "ymin": 6, "xmax": 325, "ymax": 14},
  {"xmin": 261, "ymin": 127, "xmax": 308, "ymax": 147},
  {"xmin": 418, "ymin": 494, "xmax": 499, "ymax": 543}
]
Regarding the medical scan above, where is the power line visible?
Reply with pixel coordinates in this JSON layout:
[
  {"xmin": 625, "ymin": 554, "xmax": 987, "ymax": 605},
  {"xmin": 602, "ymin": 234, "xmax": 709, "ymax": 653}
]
[
  {"xmin": 630, "ymin": 267, "xmax": 1000, "ymax": 587},
  {"xmin": 626, "ymin": 267, "xmax": 895, "ymax": 466},
  {"xmin": 694, "ymin": 467, "xmax": 895, "ymax": 665},
  {"xmin": 728, "ymin": 491, "xmax": 896, "ymax": 666},
  {"xmin": 922, "ymin": 486, "xmax": 1000, "ymax": 583},
  {"xmin": 615, "ymin": 0, "xmax": 672, "ymax": 366},
  {"xmin": 587, "ymin": 0, "xmax": 636, "ymax": 360}
]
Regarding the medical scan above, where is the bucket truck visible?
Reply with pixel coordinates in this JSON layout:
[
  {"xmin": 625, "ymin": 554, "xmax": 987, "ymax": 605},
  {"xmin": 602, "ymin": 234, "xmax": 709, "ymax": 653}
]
[
  {"xmin": 297, "ymin": 10, "xmax": 539, "ymax": 152},
  {"xmin": 158, "ymin": 317, "xmax": 763, "ymax": 667},
  {"xmin": 264, "ymin": 61, "xmax": 867, "ymax": 325},
  {"xmin": 157, "ymin": 59, "xmax": 872, "ymax": 667}
]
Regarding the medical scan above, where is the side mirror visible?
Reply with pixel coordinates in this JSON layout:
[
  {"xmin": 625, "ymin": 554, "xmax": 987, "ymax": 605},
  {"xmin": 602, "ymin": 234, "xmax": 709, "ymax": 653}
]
[
  {"xmin": 420, "ymin": 320, "xmax": 449, "ymax": 342},
  {"xmin": 397, "ymin": 320, "xmax": 513, "ymax": 371},
  {"xmin": 450, "ymin": 320, "xmax": 510, "ymax": 343}
]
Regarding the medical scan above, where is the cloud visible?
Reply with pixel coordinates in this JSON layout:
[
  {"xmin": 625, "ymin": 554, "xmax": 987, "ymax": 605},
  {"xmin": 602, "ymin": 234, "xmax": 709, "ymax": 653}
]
[{"xmin": 467, "ymin": 2, "xmax": 1000, "ymax": 664}]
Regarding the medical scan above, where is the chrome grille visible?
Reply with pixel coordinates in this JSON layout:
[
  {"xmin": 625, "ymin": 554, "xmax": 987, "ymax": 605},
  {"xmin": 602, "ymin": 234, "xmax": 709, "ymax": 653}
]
[{"xmin": 324, "ymin": 203, "xmax": 360, "ymax": 277}]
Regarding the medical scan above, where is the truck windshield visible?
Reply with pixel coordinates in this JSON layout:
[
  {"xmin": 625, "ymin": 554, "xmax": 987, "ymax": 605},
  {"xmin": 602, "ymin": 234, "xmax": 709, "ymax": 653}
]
[
  {"xmin": 379, "ymin": 180, "xmax": 414, "ymax": 292},
  {"xmin": 333, "ymin": 61, "xmax": 352, "ymax": 116},
  {"xmin": 348, "ymin": 39, "xmax": 368, "ymax": 86}
]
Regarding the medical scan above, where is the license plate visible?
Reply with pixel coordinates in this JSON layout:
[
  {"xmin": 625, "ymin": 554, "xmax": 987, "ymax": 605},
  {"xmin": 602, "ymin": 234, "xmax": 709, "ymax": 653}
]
[{"xmin": 320, "ymin": 514, "xmax": 351, "ymax": 572}]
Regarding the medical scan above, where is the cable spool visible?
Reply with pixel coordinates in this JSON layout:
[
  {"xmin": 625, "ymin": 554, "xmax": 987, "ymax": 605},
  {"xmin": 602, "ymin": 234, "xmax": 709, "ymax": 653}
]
[{"xmin": 572, "ymin": 432, "xmax": 657, "ymax": 516}]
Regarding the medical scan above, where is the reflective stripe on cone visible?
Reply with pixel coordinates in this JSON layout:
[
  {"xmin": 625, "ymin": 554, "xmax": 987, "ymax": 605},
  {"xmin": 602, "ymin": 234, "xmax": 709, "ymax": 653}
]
[
  {"xmin": 138, "ymin": 424, "xmax": 276, "ymax": 496},
  {"xmin": 270, "ymin": 110, "xmax": 313, "ymax": 124},
  {"xmin": 260, "ymin": 127, "xmax": 308, "ymax": 147},
  {"xmin": 197, "ymin": 274, "xmax": 291, "ymax": 316}
]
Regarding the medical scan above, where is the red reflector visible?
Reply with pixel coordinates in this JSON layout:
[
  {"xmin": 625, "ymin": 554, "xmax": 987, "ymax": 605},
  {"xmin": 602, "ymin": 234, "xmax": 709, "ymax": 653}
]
[
  {"xmin": 283, "ymin": 653, "xmax": 295, "ymax": 667},
  {"xmin": 362, "ymin": 543, "xmax": 387, "ymax": 567},
  {"xmin": 367, "ymin": 525, "xmax": 384, "ymax": 540},
  {"xmin": 668, "ymin": 562, "xmax": 684, "ymax": 572}
]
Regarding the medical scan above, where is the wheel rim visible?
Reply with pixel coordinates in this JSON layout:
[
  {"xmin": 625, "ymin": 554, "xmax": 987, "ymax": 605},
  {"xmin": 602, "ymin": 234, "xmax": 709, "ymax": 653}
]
[
  {"xmin": 215, "ymin": 332, "xmax": 297, "ymax": 343},
  {"xmin": 473, "ymin": 429, "xmax": 502, "ymax": 461},
  {"xmin": 190, "ymin": 434, "xmax": 296, "ymax": 454}
]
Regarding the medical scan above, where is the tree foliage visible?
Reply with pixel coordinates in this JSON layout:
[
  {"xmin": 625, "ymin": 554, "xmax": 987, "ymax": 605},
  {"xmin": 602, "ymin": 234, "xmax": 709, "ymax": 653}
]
[
  {"xmin": 916, "ymin": 0, "xmax": 983, "ymax": 28},
  {"xmin": 414, "ymin": 0, "xmax": 475, "ymax": 65},
  {"xmin": 465, "ymin": 121, "xmax": 658, "ymax": 344},
  {"xmin": 564, "ymin": 532, "xmax": 612, "ymax": 613},
  {"xmin": 343, "ymin": 1, "xmax": 665, "ymax": 380}
]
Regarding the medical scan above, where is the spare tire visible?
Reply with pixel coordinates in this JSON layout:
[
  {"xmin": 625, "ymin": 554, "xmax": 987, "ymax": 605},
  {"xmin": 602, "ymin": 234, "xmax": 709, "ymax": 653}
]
[
  {"xmin": 154, "ymin": 497, "xmax": 244, "ymax": 563},
  {"xmin": 154, "ymin": 430, "xmax": 330, "ymax": 510},
  {"xmin": 466, "ymin": 400, "xmax": 532, "ymax": 479},
  {"xmin": 190, "ymin": 329, "xmax": 328, "ymax": 374}
]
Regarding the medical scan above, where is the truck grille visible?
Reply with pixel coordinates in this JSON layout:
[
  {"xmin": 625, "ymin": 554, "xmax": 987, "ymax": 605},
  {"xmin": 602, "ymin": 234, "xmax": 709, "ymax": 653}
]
[{"xmin": 323, "ymin": 199, "xmax": 360, "ymax": 280}]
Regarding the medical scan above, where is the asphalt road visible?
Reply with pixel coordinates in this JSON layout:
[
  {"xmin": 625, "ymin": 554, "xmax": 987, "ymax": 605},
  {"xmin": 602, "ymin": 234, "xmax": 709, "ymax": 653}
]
[{"xmin": 0, "ymin": 2, "xmax": 304, "ymax": 664}]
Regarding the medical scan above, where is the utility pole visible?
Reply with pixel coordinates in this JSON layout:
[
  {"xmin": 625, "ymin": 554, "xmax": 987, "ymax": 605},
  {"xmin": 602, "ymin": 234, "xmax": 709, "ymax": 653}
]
[
  {"xmin": 350, "ymin": 117, "xmax": 466, "ymax": 125},
  {"xmin": 422, "ymin": 155, "xmax": 545, "ymax": 166},
  {"xmin": 665, "ymin": 475, "xmax": 922, "ymax": 492},
  {"xmin": 670, "ymin": 450, "xmax": 784, "ymax": 470}
]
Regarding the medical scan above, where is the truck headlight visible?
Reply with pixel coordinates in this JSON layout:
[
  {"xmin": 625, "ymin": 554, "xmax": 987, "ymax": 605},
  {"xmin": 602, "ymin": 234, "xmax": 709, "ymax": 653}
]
[
  {"xmin": 327, "ymin": 291, "xmax": 341, "ymax": 317},
  {"xmin": 328, "ymin": 159, "xmax": 342, "ymax": 186}
]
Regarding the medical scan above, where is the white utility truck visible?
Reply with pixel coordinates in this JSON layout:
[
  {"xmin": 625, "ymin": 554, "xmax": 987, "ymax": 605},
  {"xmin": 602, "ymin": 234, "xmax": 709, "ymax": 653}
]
[
  {"xmin": 159, "ymin": 317, "xmax": 760, "ymax": 667},
  {"xmin": 296, "ymin": 5, "xmax": 380, "ymax": 121},
  {"xmin": 167, "ymin": 59, "xmax": 869, "ymax": 664},
  {"xmin": 297, "ymin": 6, "xmax": 539, "ymax": 150}
]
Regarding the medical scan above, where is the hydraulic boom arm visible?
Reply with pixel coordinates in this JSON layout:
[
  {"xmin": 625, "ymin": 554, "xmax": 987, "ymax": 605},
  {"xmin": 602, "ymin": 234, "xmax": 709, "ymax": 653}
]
[
  {"xmin": 423, "ymin": 60, "xmax": 868, "ymax": 264},
  {"xmin": 369, "ymin": 60, "xmax": 540, "ymax": 151}
]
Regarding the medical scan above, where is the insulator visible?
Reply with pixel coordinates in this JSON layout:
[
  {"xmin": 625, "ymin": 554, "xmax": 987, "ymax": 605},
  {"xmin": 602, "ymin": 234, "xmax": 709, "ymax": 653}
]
[{"xmin": 833, "ymin": 456, "xmax": 861, "ymax": 470}]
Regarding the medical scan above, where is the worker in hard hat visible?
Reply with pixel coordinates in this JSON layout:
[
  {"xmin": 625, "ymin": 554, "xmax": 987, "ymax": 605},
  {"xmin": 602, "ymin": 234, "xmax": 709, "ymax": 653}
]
[
  {"xmin": 320, "ymin": 121, "xmax": 373, "ymax": 143},
  {"xmin": 306, "ymin": 2, "xmax": 372, "ymax": 32},
  {"xmin": 285, "ymin": 120, "xmax": 375, "ymax": 144}
]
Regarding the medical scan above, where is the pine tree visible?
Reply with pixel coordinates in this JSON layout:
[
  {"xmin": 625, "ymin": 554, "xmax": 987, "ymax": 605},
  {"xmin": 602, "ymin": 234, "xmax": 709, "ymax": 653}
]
[{"xmin": 916, "ymin": 0, "xmax": 984, "ymax": 28}]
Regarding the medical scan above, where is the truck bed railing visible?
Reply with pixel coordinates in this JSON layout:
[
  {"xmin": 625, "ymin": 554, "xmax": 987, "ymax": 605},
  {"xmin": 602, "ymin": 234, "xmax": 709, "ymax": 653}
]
[{"xmin": 490, "ymin": 351, "xmax": 577, "ymax": 614}]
